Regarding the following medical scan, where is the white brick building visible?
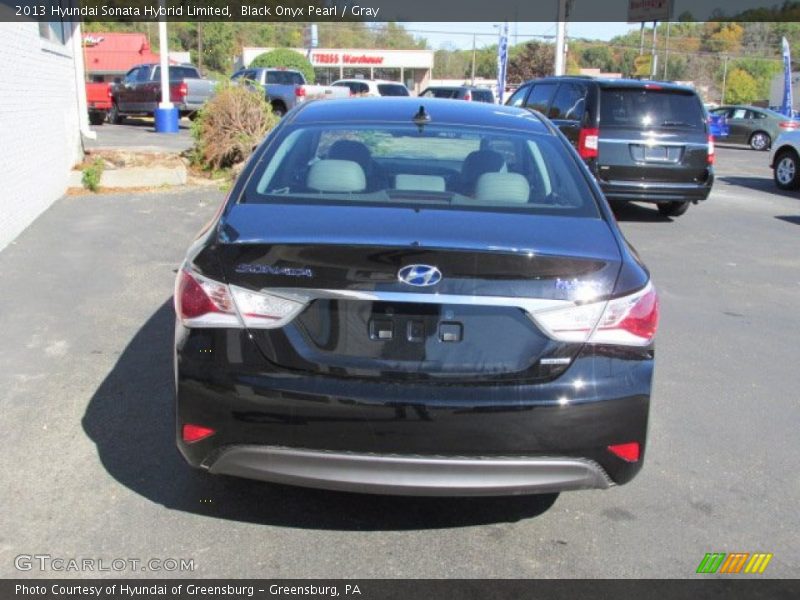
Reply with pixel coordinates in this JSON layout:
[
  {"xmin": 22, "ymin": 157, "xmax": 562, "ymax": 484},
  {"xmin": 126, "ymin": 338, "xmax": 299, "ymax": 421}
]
[{"xmin": 0, "ymin": 20, "xmax": 90, "ymax": 251}]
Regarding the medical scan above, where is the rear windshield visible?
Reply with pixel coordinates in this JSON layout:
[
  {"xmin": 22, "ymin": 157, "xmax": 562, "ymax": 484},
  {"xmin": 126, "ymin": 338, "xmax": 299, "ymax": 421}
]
[
  {"xmin": 378, "ymin": 84, "xmax": 410, "ymax": 96},
  {"xmin": 421, "ymin": 88, "xmax": 458, "ymax": 99},
  {"xmin": 600, "ymin": 88, "xmax": 705, "ymax": 129},
  {"xmin": 266, "ymin": 71, "xmax": 305, "ymax": 85},
  {"xmin": 241, "ymin": 124, "xmax": 599, "ymax": 218},
  {"xmin": 153, "ymin": 66, "xmax": 200, "ymax": 81}
]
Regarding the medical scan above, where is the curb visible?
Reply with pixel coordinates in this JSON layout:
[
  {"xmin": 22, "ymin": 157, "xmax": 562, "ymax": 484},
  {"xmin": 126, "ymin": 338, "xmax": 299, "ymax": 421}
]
[{"xmin": 70, "ymin": 165, "xmax": 188, "ymax": 189}]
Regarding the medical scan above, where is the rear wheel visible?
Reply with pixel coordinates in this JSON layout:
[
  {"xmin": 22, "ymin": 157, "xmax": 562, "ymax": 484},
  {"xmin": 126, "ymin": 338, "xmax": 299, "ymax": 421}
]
[
  {"xmin": 749, "ymin": 131, "xmax": 771, "ymax": 151},
  {"xmin": 108, "ymin": 102, "xmax": 124, "ymax": 125},
  {"xmin": 774, "ymin": 150, "xmax": 800, "ymax": 189},
  {"xmin": 88, "ymin": 111, "xmax": 106, "ymax": 126},
  {"xmin": 271, "ymin": 102, "xmax": 286, "ymax": 118},
  {"xmin": 657, "ymin": 201, "xmax": 690, "ymax": 217}
]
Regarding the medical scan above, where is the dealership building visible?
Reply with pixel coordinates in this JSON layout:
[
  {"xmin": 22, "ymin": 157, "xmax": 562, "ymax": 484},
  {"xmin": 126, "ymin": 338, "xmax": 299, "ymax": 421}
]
[{"xmin": 237, "ymin": 47, "xmax": 435, "ymax": 92}]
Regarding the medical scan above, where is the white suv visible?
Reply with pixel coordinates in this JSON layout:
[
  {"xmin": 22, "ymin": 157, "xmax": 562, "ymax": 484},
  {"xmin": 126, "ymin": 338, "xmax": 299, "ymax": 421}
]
[
  {"xmin": 771, "ymin": 130, "xmax": 800, "ymax": 189},
  {"xmin": 331, "ymin": 79, "xmax": 410, "ymax": 97}
]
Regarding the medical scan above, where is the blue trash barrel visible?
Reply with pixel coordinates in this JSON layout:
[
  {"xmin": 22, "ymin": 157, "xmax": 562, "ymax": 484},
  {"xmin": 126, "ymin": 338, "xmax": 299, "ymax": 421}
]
[{"xmin": 154, "ymin": 107, "xmax": 179, "ymax": 133}]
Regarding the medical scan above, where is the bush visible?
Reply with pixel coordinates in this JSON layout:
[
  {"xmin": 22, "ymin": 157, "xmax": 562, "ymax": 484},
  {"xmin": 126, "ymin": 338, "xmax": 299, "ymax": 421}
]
[
  {"xmin": 249, "ymin": 48, "xmax": 315, "ymax": 84},
  {"xmin": 81, "ymin": 158, "xmax": 104, "ymax": 192},
  {"xmin": 191, "ymin": 82, "xmax": 279, "ymax": 171}
]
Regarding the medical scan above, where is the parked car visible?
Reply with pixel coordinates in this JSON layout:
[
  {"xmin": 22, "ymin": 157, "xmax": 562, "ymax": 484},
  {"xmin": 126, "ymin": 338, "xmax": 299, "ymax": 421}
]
[
  {"xmin": 769, "ymin": 129, "xmax": 800, "ymax": 189},
  {"xmin": 86, "ymin": 81, "xmax": 112, "ymax": 126},
  {"xmin": 419, "ymin": 85, "xmax": 495, "ymax": 103},
  {"xmin": 507, "ymin": 76, "xmax": 714, "ymax": 217},
  {"xmin": 331, "ymin": 79, "xmax": 410, "ymax": 97},
  {"xmin": 231, "ymin": 67, "xmax": 350, "ymax": 116},
  {"xmin": 109, "ymin": 64, "xmax": 215, "ymax": 123},
  {"xmin": 174, "ymin": 97, "xmax": 659, "ymax": 497},
  {"xmin": 709, "ymin": 105, "xmax": 800, "ymax": 151}
]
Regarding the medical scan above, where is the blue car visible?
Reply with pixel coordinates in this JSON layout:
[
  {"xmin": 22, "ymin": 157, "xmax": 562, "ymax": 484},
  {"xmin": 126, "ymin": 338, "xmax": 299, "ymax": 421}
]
[
  {"xmin": 173, "ymin": 98, "xmax": 659, "ymax": 497},
  {"xmin": 708, "ymin": 112, "xmax": 730, "ymax": 138}
]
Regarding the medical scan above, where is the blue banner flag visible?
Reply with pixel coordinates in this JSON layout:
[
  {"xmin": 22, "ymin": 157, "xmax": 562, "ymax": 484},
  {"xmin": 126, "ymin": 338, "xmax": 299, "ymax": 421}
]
[
  {"xmin": 781, "ymin": 36, "xmax": 793, "ymax": 118},
  {"xmin": 497, "ymin": 22, "xmax": 508, "ymax": 104}
]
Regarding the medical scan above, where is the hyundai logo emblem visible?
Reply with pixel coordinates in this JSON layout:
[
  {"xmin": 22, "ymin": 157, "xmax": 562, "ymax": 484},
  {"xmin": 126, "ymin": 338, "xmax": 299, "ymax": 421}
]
[{"xmin": 398, "ymin": 264, "xmax": 442, "ymax": 287}]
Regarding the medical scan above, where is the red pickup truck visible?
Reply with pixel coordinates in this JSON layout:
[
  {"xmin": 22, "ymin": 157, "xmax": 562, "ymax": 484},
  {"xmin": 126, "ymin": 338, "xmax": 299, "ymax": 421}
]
[{"xmin": 86, "ymin": 82, "xmax": 112, "ymax": 126}]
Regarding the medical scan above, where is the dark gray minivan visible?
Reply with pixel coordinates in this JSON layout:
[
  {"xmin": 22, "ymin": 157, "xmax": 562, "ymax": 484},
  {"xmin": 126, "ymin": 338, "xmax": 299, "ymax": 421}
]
[{"xmin": 507, "ymin": 77, "xmax": 714, "ymax": 217}]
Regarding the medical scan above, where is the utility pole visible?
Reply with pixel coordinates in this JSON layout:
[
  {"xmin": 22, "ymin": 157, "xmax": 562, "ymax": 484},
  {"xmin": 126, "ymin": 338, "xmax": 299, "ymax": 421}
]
[
  {"xmin": 650, "ymin": 21, "xmax": 658, "ymax": 79},
  {"xmin": 197, "ymin": 23, "xmax": 203, "ymax": 72},
  {"xmin": 721, "ymin": 54, "xmax": 729, "ymax": 104},
  {"xmin": 663, "ymin": 21, "xmax": 671, "ymax": 80},
  {"xmin": 554, "ymin": 0, "xmax": 567, "ymax": 76},
  {"xmin": 471, "ymin": 34, "xmax": 476, "ymax": 85},
  {"xmin": 639, "ymin": 22, "xmax": 645, "ymax": 55}
]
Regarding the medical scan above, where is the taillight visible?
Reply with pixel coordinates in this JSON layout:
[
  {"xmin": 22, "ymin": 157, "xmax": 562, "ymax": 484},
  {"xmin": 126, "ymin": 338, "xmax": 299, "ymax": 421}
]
[
  {"xmin": 182, "ymin": 424, "xmax": 216, "ymax": 443},
  {"xmin": 578, "ymin": 127, "xmax": 599, "ymax": 159},
  {"xmin": 295, "ymin": 86, "xmax": 306, "ymax": 98},
  {"xmin": 463, "ymin": 91, "xmax": 472, "ymax": 101},
  {"xmin": 778, "ymin": 121, "xmax": 798, "ymax": 129},
  {"xmin": 229, "ymin": 284, "xmax": 307, "ymax": 328},
  {"xmin": 174, "ymin": 268, "xmax": 308, "ymax": 329},
  {"xmin": 532, "ymin": 281, "xmax": 659, "ymax": 346},
  {"xmin": 178, "ymin": 82, "xmax": 188, "ymax": 98},
  {"xmin": 607, "ymin": 442, "xmax": 640, "ymax": 462},
  {"xmin": 107, "ymin": 88, "xmax": 113, "ymax": 98},
  {"xmin": 174, "ymin": 269, "xmax": 238, "ymax": 327},
  {"xmin": 707, "ymin": 134, "xmax": 715, "ymax": 165}
]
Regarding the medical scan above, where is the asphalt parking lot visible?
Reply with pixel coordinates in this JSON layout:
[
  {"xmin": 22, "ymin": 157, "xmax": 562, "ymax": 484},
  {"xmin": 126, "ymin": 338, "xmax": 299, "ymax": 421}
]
[
  {"xmin": 0, "ymin": 146, "xmax": 797, "ymax": 578},
  {"xmin": 85, "ymin": 118, "xmax": 194, "ymax": 153}
]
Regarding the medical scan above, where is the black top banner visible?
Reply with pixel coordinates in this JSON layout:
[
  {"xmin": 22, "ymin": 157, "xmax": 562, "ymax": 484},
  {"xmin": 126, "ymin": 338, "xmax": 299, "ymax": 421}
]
[{"xmin": 5, "ymin": 0, "xmax": 800, "ymax": 22}]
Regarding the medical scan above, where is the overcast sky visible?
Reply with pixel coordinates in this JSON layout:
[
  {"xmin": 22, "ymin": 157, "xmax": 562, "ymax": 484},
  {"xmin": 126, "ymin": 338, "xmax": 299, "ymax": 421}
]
[{"xmin": 404, "ymin": 22, "xmax": 638, "ymax": 50}]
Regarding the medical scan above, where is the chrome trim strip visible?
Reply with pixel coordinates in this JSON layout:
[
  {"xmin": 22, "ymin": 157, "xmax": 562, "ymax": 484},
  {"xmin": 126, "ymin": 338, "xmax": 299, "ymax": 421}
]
[
  {"xmin": 207, "ymin": 445, "xmax": 613, "ymax": 496},
  {"xmin": 600, "ymin": 138, "xmax": 707, "ymax": 147},
  {"xmin": 266, "ymin": 287, "xmax": 573, "ymax": 315},
  {"xmin": 602, "ymin": 180, "xmax": 709, "ymax": 189}
]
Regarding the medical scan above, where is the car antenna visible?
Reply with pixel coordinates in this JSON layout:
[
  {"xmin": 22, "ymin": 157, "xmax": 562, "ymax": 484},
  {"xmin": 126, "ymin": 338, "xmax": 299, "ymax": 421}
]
[{"xmin": 413, "ymin": 105, "xmax": 430, "ymax": 131}]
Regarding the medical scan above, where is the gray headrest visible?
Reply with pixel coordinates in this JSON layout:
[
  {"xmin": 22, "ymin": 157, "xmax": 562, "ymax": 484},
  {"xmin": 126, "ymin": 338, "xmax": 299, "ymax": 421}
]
[
  {"xmin": 475, "ymin": 172, "xmax": 530, "ymax": 203},
  {"xmin": 307, "ymin": 159, "xmax": 366, "ymax": 193}
]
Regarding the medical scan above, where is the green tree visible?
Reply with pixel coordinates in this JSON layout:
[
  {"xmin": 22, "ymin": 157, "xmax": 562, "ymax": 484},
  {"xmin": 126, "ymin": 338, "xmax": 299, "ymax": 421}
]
[
  {"xmin": 725, "ymin": 68, "xmax": 759, "ymax": 104},
  {"xmin": 507, "ymin": 41, "xmax": 555, "ymax": 83},
  {"xmin": 199, "ymin": 23, "xmax": 235, "ymax": 74},
  {"xmin": 250, "ymin": 48, "xmax": 315, "ymax": 83},
  {"xmin": 723, "ymin": 58, "xmax": 782, "ymax": 102},
  {"xmin": 580, "ymin": 46, "xmax": 614, "ymax": 72}
]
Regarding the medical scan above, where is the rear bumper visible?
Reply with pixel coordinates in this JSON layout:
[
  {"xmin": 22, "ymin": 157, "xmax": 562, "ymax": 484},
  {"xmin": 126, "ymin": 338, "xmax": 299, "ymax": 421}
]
[
  {"xmin": 207, "ymin": 446, "xmax": 612, "ymax": 496},
  {"xmin": 175, "ymin": 327, "xmax": 653, "ymax": 494},
  {"xmin": 599, "ymin": 176, "xmax": 713, "ymax": 203}
]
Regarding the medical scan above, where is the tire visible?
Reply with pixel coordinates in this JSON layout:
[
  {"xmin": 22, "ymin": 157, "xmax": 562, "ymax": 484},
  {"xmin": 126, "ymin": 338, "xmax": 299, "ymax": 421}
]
[
  {"xmin": 749, "ymin": 131, "xmax": 771, "ymax": 151},
  {"xmin": 88, "ymin": 111, "xmax": 106, "ymax": 126},
  {"xmin": 657, "ymin": 201, "xmax": 690, "ymax": 217},
  {"xmin": 108, "ymin": 102, "xmax": 124, "ymax": 125},
  {"xmin": 773, "ymin": 150, "xmax": 800, "ymax": 190},
  {"xmin": 271, "ymin": 102, "xmax": 286, "ymax": 118}
]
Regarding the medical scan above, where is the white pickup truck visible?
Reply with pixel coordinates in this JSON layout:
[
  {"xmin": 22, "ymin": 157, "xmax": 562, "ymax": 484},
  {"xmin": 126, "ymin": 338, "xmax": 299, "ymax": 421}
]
[{"xmin": 231, "ymin": 67, "xmax": 350, "ymax": 116}]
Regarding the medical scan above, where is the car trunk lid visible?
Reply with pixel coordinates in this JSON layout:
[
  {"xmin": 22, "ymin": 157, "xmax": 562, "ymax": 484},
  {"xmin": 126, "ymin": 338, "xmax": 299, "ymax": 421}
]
[{"xmin": 215, "ymin": 203, "xmax": 622, "ymax": 381}]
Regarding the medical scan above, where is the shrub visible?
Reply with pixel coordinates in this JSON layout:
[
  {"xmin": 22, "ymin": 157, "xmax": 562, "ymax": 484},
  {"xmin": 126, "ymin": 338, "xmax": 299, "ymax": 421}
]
[
  {"xmin": 191, "ymin": 82, "xmax": 279, "ymax": 171},
  {"xmin": 81, "ymin": 158, "xmax": 104, "ymax": 192},
  {"xmin": 249, "ymin": 48, "xmax": 315, "ymax": 84}
]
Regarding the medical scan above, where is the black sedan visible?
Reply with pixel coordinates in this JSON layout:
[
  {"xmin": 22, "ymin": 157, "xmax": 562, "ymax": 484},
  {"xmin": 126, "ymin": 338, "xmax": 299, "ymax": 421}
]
[{"xmin": 174, "ymin": 97, "xmax": 658, "ymax": 497}]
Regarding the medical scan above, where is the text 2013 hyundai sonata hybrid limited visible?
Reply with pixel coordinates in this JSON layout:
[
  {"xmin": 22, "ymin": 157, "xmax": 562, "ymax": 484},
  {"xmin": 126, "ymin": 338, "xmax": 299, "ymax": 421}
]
[{"xmin": 174, "ymin": 98, "xmax": 659, "ymax": 497}]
